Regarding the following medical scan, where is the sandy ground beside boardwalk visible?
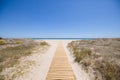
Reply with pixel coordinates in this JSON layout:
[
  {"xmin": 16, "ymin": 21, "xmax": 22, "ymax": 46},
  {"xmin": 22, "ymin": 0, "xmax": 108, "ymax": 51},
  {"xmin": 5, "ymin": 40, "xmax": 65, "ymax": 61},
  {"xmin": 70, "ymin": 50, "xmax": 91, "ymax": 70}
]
[
  {"xmin": 0, "ymin": 40, "xmax": 58, "ymax": 80},
  {"xmin": 38, "ymin": 40, "xmax": 58, "ymax": 80},
  {"xmin": 62, "ymin": 40, "xmax": 91, "ymax": 80}
]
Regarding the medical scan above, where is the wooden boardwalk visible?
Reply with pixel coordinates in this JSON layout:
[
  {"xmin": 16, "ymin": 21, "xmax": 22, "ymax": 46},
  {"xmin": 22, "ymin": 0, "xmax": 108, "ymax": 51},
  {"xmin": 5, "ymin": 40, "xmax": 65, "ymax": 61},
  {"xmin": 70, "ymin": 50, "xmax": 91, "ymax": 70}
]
[{"xmin": 46, "ymin": 42, "xmax": 76, "ymax": 80}]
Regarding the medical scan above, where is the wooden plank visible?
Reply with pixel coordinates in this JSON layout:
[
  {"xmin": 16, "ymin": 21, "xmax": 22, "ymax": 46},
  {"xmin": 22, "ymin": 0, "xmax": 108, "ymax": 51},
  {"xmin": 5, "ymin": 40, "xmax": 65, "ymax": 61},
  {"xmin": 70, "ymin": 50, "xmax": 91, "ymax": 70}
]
[{"xmin": 46, "ymin": 42, "xmax": 76, "ymax": 80}]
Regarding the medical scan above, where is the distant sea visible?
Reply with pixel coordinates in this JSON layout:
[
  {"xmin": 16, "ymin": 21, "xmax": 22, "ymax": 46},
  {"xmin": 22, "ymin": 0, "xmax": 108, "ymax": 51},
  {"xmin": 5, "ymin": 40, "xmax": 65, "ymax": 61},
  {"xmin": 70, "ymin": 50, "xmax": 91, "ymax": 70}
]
[{"xmin": 32, "ymin": 38, "xmax": 95, "ymax": 40}]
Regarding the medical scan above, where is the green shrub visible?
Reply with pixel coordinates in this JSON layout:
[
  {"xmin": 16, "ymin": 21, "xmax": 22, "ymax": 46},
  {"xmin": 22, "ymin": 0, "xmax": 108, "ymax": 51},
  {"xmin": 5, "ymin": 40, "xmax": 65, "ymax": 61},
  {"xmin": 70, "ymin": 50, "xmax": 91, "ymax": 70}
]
[
  {"xmin": 73, "ymin": 48, "xmax": 92, "ymax": 62},
  {"xmin": 16, "ymin": 41, "xmax": 23, "ymax": 44},
  {"xmin": 40, "ymin": 41, "xmax": 48, "ymax": 46},
  {"xmin": 0, "ymin": 40, "xmax": 6, "ymax": 45}
]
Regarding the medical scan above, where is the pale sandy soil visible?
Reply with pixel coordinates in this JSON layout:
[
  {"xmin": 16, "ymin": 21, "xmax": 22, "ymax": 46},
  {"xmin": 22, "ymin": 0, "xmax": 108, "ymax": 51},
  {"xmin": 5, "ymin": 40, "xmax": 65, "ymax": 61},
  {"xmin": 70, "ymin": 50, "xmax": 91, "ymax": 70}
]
[
  {"xmin": 62, "ymin": 40, "xmax": 91, "ymax": 80},
  {"xmin": 0, "ymin": 40, "xmax": 58, "ymax": 80}
]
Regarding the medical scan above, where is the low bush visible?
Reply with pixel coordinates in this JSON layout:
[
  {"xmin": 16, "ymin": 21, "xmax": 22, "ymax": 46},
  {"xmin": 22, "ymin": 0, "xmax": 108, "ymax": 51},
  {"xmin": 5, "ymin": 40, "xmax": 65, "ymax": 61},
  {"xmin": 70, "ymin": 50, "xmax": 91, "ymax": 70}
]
[
  {"xmin": 73, "ymin": 47, "xmax": 92, "ymax": 62},
  {"xmin": 0, "ymin": 40, "xmax": 6, "ymax": 45},
  {"xmin": 16, "ymin": 41, "xmax": 23, "ymax": 44},
  {"xmin": 40, "ymin": 41, "xmax": 48, "ymax": 46}
]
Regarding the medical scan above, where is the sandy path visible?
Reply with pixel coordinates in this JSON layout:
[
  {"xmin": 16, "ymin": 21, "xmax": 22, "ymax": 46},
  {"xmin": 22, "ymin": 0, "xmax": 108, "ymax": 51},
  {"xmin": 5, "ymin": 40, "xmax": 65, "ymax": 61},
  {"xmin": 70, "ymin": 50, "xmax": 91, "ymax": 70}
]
[
  {"xmin": 38, "ymin": 40, "xmax": 58, "ymax": 80},
  {"xmin": 46, "ymin": 41, "xmax": 76, "ymax": 80}
]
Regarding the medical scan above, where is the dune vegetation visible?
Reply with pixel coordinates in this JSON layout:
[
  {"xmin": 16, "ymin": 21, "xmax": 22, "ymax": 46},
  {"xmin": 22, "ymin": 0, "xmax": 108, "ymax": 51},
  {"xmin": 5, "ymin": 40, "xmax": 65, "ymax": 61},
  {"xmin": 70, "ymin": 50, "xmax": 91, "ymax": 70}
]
[
  {"xmin": 68, "ymin": 39, "xmax": 120, "ymax": 80},
  {"xmin": 0, "ymin": 39, "xmax": 49, "ymax": 80}
]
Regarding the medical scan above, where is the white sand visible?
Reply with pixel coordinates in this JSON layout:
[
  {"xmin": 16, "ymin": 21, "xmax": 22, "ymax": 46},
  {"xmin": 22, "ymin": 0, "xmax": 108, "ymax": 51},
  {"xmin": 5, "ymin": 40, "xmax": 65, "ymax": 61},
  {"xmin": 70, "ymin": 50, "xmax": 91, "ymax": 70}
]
[
  {"xmin": 25, "ymin": 40, "xmax": 58, "ymax": 80},
  {"xmin": 0, "ymin": 40, "xmax": 58, "ymax": 80},
  {"xmin": 62, "ymin": 40, "xmax": 91, "ymax": 80},
  {"xmin": 37, "ymin": 40, "xmax": 58, "ymax": 80}
]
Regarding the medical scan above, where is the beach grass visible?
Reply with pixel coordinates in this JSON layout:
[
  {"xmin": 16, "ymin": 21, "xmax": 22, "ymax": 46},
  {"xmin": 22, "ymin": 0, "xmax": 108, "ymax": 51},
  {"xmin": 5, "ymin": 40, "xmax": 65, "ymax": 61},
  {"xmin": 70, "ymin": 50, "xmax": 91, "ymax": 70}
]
[
  {"xmin": 68, "ymin": 39, "xmax": 120, "ymax": 80},
  {"xmin": 0, "ymin": 44, "xmax": 34, "ymax": 72},
  {"xmin": 73, "ymin": 47, "xmax": 92, "ymax": 62},
  {"xmin": 0, "ymin": 39, "xmax": 49, "ymax": 75}
]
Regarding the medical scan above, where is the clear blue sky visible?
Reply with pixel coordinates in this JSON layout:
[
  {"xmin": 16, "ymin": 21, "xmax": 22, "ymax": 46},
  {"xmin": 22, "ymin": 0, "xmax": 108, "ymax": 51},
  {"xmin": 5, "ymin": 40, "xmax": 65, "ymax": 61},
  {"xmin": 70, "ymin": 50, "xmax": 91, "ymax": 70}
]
[{"xmin": 0, "ymin": 0, "xmax": 120, "ymax": 38}]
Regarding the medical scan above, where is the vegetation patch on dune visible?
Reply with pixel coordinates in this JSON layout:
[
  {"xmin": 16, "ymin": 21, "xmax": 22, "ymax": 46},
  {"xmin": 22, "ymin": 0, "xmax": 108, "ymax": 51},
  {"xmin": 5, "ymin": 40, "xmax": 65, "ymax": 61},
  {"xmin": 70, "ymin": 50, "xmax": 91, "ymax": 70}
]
[
  {"xmin": 40, "ymin": 41, "xmax": 49, "ymax": 46},
  {"xmin": 73, "ymin": 47, "xmax": 92, "ymax": 62},
  {"xmin": 0, "ymin": 40, "xmax": 6, "ymax": 45},
  {"xmin": 68, "ymin": 38, "xmax": 120, "ymax": 80},
  {"xmin": 0, "ymin": 39, "xmax": 49, "ymax": 80}
]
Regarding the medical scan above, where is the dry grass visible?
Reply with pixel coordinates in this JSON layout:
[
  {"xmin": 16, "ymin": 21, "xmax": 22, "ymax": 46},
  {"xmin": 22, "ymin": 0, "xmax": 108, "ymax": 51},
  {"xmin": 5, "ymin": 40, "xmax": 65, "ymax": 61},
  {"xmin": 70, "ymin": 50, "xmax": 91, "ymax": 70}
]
[
  {"xmin": 73, "ymin": 47, "xmax": 92, "ymax": 62},
  {"xmin": 0, "ymin": 45, "xmax": 34, "ymax": 72},
  {"xmin": 68, "ymin": 39, "xmax": 120, "ymax": 80},
  {"xmin": 0, "ymin": 39, "xmax": 49, "ymax": 80},
  {"xmin": 93, "ymin": 60, "xmax": 120, "ymax": 80}
]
